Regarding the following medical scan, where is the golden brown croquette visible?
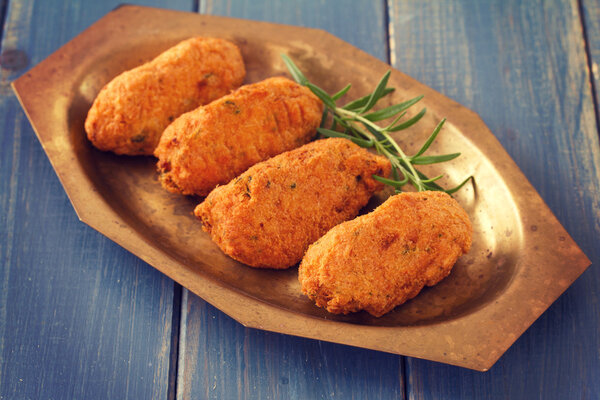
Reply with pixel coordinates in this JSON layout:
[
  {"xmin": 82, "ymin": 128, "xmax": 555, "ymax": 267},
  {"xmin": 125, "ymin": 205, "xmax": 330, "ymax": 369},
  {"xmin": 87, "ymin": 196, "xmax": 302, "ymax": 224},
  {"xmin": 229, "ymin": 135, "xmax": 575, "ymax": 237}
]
[
  {"xmin": 299, "ymin": 191, "xmax": 472, "ymax": 317},
  {"xmin": 155, "ymin": 76, "xmax": 323, "ymax": 196},
  {"xmin": 85, "ymin": 37, "xmax": 245, "ymax": 155},
  {"xmin": 194, "ymin": 138, "xmax": 392, "ymax": 269}
]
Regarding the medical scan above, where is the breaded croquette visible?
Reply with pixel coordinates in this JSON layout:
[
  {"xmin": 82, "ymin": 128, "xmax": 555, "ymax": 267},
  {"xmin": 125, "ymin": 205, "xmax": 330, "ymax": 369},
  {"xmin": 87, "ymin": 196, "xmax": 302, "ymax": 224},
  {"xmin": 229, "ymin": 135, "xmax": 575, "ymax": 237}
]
[
  {"xmin": 155, "ymin": 77, "xmax": 323, "ymax": 196},
  {"xmin": 85, "ymin": 37, "xmax": 245, "ymax": 155},
  {"xmin": 299, "ymin": 191, "xmax": 472, "ymax": 317},
  {"xmin": 194, "ymin": 138, "xmax": 391, "ymax": 269}
]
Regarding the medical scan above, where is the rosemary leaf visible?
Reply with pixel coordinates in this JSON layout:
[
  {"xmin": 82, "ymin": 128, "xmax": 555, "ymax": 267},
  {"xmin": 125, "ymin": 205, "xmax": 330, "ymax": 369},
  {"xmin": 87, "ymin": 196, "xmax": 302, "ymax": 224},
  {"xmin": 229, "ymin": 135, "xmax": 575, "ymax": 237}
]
[
  {"xmin": 332, "ymin": 84, "xmax": 352, "ymax": 100},
  {"xmin": 319, "ymin": 108, "xmax": 329, "ymax": 128},
  {"xmin": 387, "ymin": 108, "xmax": 427, "ymax": 131},
  {"xmin": 415, "ymin": 169, "xmax": 445, "ymax": 191},
  {"xmin": 383, "ymin": 111, "xmax": 408, "ymax": 130},
  {"xmin": 360, "ymin": 70, "xmax": 392, "ymax": 113},
  {"xmin": 445, "ymin": 176, "xmax": 475, "ymax": 194},
  {"xmin": 306, "ymin": 82, "xmax": 337, "ymax": 109},
  {"xmin": 372, "ymin": 174, "xmax": 407, "ymax": 188},
  {"xmin": 317, "ymin": 128, "xmax": 374, "ymax": 147},
  {"xmin": 421, "ymin": 174, "xmax": 445, "ymax": 183},
  {"xmin": 364, "ymin": 123, "xmax": 387, "ymax": 143},
  {"xmin": 343, "ymin": 88, "xmax": 395, "ymax": 111},
  {"xmin": 412, "ymin": 153, "xmax": 461, "ymax": 165},
  {"xmin": 363, "ymin": 95, "xmax": 423, "ymax": 122},
  {"xmin": 281, "ymin": 54, "xmax": 308, "ymax": 85},
  {"xmin": 412, "ymin": 118, "xmax": 446, "ymax": 159}
]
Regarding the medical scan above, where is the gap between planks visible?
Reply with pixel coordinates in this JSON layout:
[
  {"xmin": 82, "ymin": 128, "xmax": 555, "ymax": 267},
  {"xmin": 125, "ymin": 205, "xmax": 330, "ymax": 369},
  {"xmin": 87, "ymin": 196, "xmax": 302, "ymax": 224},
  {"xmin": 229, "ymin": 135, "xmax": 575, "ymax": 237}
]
[
  {"xmin": 577, "ymin": 0, "xmax": 600, "ymax": 140},
  {"xmin": 0, "ymin": 0, "xmax": 8, "ymax": 47},
  {"xmin": 167, "ymin": 283, "xmax": 183, "ymax": 400}
]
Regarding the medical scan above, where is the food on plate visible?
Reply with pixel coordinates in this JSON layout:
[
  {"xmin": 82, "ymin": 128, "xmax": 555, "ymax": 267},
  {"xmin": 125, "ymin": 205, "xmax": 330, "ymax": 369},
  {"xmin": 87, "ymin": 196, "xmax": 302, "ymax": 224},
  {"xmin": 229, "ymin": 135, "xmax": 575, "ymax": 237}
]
[
  {"xmin": 194, "ymin": 138, "xmax": 392, "ymax": 269},
  {"xmin": 155, "ymin": 76, "xmax": 323, "ymax": 196},
  {"xmin": 281, "ymin": 54, "xmax": 473, "ymax": 195},
  {"xmin": 85, "ymin": 37, "xmax": 245, "ymax": 155},
  {"xmin": 298, "ymin": 191, "xmax": 472, "ymax": 317}
]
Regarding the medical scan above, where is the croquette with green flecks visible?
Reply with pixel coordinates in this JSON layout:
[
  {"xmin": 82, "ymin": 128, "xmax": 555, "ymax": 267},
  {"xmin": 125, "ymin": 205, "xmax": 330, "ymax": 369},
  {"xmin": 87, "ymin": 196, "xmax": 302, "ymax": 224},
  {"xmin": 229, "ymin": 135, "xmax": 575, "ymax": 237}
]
[
  {"xmin": 299, "ymin": 191, "xmax": 472, "ymax": 317},
  {"xmin": 85, "ymin": 37, "xmax": 245, "ymax": 155},
  {"xmin": 194, "ymin": 138, "xmax": 391, "ymax": 269},
  {"xmin": 155, "ymin": 76, "xmax": 323, "ymax": 196}
]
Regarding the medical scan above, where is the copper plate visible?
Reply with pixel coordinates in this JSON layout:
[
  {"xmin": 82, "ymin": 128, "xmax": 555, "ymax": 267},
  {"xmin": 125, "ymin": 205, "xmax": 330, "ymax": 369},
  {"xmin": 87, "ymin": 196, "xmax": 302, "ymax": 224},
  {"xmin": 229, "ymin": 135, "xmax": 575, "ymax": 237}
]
[{"xmin": 12, "ymin": 5, "xmax": 590, "ymax": 371}]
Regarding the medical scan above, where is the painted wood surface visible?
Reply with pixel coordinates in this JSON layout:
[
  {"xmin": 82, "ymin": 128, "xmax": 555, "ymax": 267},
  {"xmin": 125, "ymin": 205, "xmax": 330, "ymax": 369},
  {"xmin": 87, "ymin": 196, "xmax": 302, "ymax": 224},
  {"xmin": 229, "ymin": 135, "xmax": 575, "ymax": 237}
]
[
  {"xmin": 388, "ymin": 0, "xmax": 600, "ymax": 399},
  {"xmin": 0, "ymin": 1, "xmax": 192, "ymax": 400},
  {"xmin": 1, "ymin": 0, "xmax": 599, "ymax": 399}
]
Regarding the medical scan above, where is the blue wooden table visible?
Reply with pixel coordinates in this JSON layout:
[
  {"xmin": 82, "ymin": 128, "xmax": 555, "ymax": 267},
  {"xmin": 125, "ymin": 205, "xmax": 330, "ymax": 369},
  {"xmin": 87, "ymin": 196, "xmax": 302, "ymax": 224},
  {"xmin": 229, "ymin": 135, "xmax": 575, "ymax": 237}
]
[{"xmin": 1, "ymin": 1, "xmax": 599, "ymax": 399}]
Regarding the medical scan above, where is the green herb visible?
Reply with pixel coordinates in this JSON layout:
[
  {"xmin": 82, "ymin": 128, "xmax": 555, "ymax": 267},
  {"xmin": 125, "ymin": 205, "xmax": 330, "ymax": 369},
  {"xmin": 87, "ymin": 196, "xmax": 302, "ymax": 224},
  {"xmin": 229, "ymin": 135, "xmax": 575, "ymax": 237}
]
[
  {"xmin": 224, "ymin": 100, "xmax": 241, "ymax": 114},
  {"xmin": 245, "ymin": 176, "xmax": 252, "ymax": 196},
  {"xmin": 131, "ymin": 134, "xmax": 145, "ymax": 143},
  {"xmin": 281, "ymin": 54, "xmax": 473, "ymax": 194}
]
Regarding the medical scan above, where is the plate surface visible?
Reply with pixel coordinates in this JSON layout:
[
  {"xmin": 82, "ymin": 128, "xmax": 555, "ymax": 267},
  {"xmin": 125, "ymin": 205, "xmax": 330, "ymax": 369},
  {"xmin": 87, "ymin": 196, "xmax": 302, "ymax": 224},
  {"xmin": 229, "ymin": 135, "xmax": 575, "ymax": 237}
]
[{"xmin": 12, "ymin": 5, "xmax": 590, "ymax": 371}]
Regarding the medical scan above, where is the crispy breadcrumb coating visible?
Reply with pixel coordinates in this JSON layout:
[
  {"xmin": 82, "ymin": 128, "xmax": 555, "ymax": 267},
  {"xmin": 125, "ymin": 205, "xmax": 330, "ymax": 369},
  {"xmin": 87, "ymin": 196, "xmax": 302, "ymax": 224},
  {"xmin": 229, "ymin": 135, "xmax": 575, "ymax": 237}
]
[
  {"xmin": 85, "ymin": 37, "xmax": 245, "ymax": 155},
  {"xmin": 194, "ymin": 138, "xmax": 391, "ymax": 269},
  {"xmin": 155, "ymin": 77, "xmax": 323, "ymax": 196},
  {"xmin": 299, "ymin": 191, "xmax": 472, "ymax": 317}
]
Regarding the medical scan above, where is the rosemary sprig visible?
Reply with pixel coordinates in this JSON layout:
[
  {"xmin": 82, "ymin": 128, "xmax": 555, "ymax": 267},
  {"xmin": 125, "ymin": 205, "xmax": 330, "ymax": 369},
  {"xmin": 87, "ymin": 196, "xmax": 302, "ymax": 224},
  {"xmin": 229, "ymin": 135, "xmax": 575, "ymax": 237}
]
[{"xmin": 281, "ymin": 54, "xmax": 472, "ymax": 194}]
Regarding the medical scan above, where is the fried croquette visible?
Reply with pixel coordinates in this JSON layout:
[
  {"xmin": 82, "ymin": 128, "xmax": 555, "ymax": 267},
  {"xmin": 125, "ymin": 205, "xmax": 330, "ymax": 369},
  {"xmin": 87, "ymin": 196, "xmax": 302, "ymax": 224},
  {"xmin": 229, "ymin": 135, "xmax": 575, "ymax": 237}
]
[
  {"xmin": 194, "ymin": 138, "xmax": 392, "ymax": 269},
  {"xmin": 154, "ymin": 77, "xmax": 323, "ymax": 196},
  {"xmin": 299, "ymin": 191, "xmax": 472, "ymax": 317},
  {"xmin": 85, "ymin": 37, "xmax": 245, "ymax": 155}
]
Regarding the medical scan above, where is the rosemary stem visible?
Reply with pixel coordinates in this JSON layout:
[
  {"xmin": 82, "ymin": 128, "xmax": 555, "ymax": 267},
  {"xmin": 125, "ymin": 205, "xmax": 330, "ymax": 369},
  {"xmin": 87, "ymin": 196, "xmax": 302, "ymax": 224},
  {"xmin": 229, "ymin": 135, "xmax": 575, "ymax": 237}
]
[
  {"xmin": 282, "ymin": 52, "xmax": 471, "ymax": 194},
  {"xmin": 336, "ymin": 107, "xmax": 425, "ymax": 190},
  {"xmin": 336, "ymin": 108, "xmax": 380, "ymax": 132},
  {"xmin": 378, "ymin": 129, "xmax": 424, "ymax": 190}
]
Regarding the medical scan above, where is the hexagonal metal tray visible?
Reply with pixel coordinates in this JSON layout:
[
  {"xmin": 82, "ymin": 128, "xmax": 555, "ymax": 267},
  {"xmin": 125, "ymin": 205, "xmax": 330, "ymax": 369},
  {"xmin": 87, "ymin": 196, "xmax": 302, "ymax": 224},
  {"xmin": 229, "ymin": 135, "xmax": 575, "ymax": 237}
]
[{"xmin": 12, "ymin": 5, "xmax": 590, "ymax": 371}]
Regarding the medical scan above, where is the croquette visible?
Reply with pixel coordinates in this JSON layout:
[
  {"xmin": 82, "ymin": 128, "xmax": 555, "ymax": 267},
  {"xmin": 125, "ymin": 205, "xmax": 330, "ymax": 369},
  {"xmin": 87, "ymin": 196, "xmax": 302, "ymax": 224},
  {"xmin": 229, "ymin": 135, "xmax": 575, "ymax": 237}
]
[
  {"xmin": 155, "ymin": 77, "xmax": 323, "ymax": 196},
  {"xmin": 85, "ymin": 37, "xmax": 245, "ymax": 155},
  {"xmin": 194, "ymin": 138, "xmax": 392, "ymax": 269},
  {"xmin": 299, "ymin": 191, "xmax": 472, "ymax": 317}
]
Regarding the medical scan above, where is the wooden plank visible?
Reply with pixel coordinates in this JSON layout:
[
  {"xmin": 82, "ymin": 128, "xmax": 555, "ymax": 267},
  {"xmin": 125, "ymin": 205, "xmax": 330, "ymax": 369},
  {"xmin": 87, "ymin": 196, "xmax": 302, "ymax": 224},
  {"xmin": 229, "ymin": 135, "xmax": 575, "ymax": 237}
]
[
  {"xmin": 176, "ymin": 1, "xmax": 408, "ymax": 399},
  {"xmin": 178, "ymin": 291, "xmax": 404, "ymax": 400},
  {"xmin": 581, "ymin": 0, "xmax": 600, "ymax": 117},
  {"xmin": 388, "ymin": 0, "xmax": 600, "ymax": 398},
  {"xmin": 0, "ymin": 1, "xmax": 193, "ymax": 399},
  {"xmin": 200, "ymin": 0, "xmax": 388, "ymax": 61}
]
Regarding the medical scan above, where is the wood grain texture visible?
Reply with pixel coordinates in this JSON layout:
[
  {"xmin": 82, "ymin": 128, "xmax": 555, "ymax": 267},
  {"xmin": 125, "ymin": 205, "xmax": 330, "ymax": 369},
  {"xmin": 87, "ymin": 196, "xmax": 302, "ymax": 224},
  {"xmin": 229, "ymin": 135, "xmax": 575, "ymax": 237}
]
[
  {"xmin": 201, "ymin": 0, "xmax": 389, "ymax": 62},
  {"xmin": 177, "ymin": 291, "xmax": 404, "ymax": 400},
  {"xmin": 176, "ymin": 1, "xmax": 407, "ymax": 399},
  {"xmin": 581, "ymin": 0, "xmax": 600, "ymax": 117},
  {"xmin": 388, "ymin": 0, "xmax": 600, "ymax": 398},
  {"xmin": 0, "ymin": 1, "xmax": 192, "ymax": 399}
]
